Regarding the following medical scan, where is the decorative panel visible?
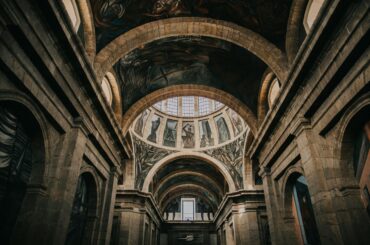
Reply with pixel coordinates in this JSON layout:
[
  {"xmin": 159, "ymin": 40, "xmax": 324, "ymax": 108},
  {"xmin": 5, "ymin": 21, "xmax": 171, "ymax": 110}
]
[
  {"xmin": 163, "ymin": 119, "xmax": 178, "ymax": 147},
  {"xmin": 181, "ymin": 121, "xmax": 195, "ymax": 148}
]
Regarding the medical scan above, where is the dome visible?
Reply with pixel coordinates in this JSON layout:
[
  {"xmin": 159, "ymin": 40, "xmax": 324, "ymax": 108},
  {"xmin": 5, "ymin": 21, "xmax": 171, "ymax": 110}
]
[{"xmin": 131, "ymin": 96, "xmax": 248, "ymax": 149}]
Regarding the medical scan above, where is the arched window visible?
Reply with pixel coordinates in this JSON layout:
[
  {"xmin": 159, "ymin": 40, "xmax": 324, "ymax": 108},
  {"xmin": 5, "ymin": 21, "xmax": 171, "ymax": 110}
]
[
  {"xmin": 101, "ymin": 77, "xmax": 113, "ymax": 106},
  {"xmin": 291, "ymin": 175, "xmax": 320, "ymax": 245},
  {"xmin": 303, "ymin": 0, "xmax": 325, "ymax": 33},
  {"xmin": 353, "ymin": 120, "xmax": 370, "ymax": 214},
  {"xmin": 0, "ymin": 106, "xmax": 33, "ymax": 243},
  {"xmin": 65, "ymin": 173, "xmax": 97, "ymax": 245},
  {"xmin": 268, "ymin": 78, "xmax": 280, "ymax": 108}
]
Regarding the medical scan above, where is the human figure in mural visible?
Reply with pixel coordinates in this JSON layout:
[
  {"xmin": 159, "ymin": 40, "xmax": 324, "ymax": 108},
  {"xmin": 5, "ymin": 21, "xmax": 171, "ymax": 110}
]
[
  {"xmin": 216, "ymin": 117, "xmax": 230, "ymax": 143},
  {"xmin": 151, "ymin": 0, "xmax": 190, "ymax": 17},
  {"xmin": 200, "ymin": 120, "xmax": 214, "ymax": 147},
  {"xmin": 164, "ymin": 121, "xmax": 177, "ymax": 147},
  {"xmin": 182, "ymin": 124, "xmax": 195, "ymax": 148},
  {"xmin": 166, "ymin": 199, "xmax": 179, "ymax": 220},
  {"xmin": 200, "ymin": 134, "xmax": 207, "ymax": 148},
  {"xmin": 229, "ymin": 110, "xmax": 243, "ymax": 135},
  {"xmin": 134, "ymin": 110, "xmax": 148, "ymax": 136},
  {"xmin": 147, "ymin": 117, "xmax": 160, "ymax": 143}
]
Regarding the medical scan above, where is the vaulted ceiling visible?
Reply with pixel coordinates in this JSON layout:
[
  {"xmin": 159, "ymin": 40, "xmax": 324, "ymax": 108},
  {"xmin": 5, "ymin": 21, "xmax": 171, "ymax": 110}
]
[
  {"xmin": 150, "ymin": 158, "xmax": 227, "ymax": 211},
  {"xmin": 89, "ymin": 0, "xmax": 293, "ymax": 131},
  {"xmin": 91, "ymin": 0, "xmax": 292, "ymax": 51}
]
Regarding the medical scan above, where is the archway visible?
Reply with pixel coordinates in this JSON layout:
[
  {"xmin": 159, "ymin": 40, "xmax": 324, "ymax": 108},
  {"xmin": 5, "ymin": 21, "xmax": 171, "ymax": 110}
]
[
  {"xmin": 94, "ymin": 18, "xmax": 289, "ymax": 83},
  {"xmin": 142, "ymin": 152, "xmax": 236, "ymax": 193},
  {"xmin": 65, "ymin": 172, "xmax": 98, "ymax": 245},
  {"xmin": 0, "ymin": 100, "xmax": 45, "ymax": 243}
]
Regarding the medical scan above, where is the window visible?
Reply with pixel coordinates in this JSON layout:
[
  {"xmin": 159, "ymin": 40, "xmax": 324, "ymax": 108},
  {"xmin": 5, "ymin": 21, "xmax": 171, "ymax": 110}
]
[
  {"xmin": 182, "ymin": 96, "xmax": 195, "ymax": 117},
  {"xmin": 101, "ymin": 77, "xmax": 113, "ymax": 106},
  {"xmin": 166, "ymin": 97, "xmax": 178, "ymax": 116},
  {"xmin": 304, "ymin": 0, "xmax": 325, "ymax": 33},
  {"xmin": 268, "ymin": 78, "xmax": 280, "ymax": 108},
  {"xmin": 292, "ymin": 175, "xmax": 320, "ymax": 245},
  {"xmin": 152, "ymin": 96, "xmax": 225, "ymax": 117},
  {"xmin": 198, "ymin": 97, "xmax": 211, "ymax": 116},
  {"xmin": 181, "ymin": 198, "xmax": 195, "ymax": 221},
  {"xmin": 62, "ymin": 0, "xmax": 81, "ymax": 32}
]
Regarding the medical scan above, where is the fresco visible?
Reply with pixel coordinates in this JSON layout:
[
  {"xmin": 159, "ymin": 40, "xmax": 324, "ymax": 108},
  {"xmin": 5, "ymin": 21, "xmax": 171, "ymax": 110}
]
[
  {"xmin": 199, "ymin": 120, "xmax": 214, "ymax": 148},
  {"xmin": 147, "ymin": 114, "xmax": 161, "ymax": 143},
  {"xmin": 214, "ymin": 115, "xmax": 230, "ymax": 144},
  {"xmin": 134, "ymin": 109, "xmax": 150, "ymax": 136},
  {"xmin": 181, "ymin": 122, "xmax": 195, "ymax": 148},
  {"xmin": 115, "ymin": 36, "xmax": 266, "ymax": 114},
  {"xmin": 152, "ymin": 158, "xmax": 226, "ymax": 193},
  {"xmin": 163, "ymin": 119, "xmax": 178, "ymax": 147},
  {"xmin": 226, "ymin": 108, "xmax": 244, "ymax": 136},
  {"xmin": 202, "ymin": 132, "xmax": 246, "ymax": 189},
  {"xmin": 133, "ymin": 135, "xmax": 177, "ymax": 189},
  {"xmin": 156, "ymin": 174, "xmax": 222, "ymax": 203},
  {"xmin": 90, "ymin": 0, "xmax": 292, "ymax": 50}
]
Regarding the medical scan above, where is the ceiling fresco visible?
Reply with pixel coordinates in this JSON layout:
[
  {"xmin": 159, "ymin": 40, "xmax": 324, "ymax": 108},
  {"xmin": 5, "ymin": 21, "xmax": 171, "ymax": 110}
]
[
  {"xmin": 115, "ymin": 36, "xmax": 266, "ymax": 113},
  {"xmin": 156, "ymin": 174, "xmax": 222, "ymax": 203},
  {"xmin": 152, "ymin": 158, "xmax": 226, "ymax": 201},
  {"xmin": 91, "ymin": 0, "xmax": 292, "ymax": 51}
]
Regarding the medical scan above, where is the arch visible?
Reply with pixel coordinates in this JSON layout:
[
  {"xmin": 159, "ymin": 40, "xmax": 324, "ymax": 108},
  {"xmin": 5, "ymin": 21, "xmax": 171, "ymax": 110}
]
[
  {"xmin": 142, "ymin": 151, "xmax": 236, "ymax": 193},
  {"xmin": 0, "ymin": 91, "xmax": 49, "ymax": 185},
  {"xmin": 0, "ymin": 95, "xmax": 47, "ymax": 243},
  {"xmin": 94, "ymin": 17, "xmax": 289, "ymax": 83},
  {"xmin": 336, "ymin": 93, "xmax": 370, "ymax": 187},
  {"xmin": 281, "ymin": 165, "xmax": 305, "ymax": 216},
  {"xmin": 154, "ymin": 170, "xmax": 224, "ymax": 198},
  {"xmin": 76, "ymin": 0, "xmax": 96, "ymax": 61},
  {"xmin": 161, "ymin": 189, "xmax": 216, "ymax": 213},
  {"xmin": 158, "ymin": 184, "xmax": 219, "ymax": 209},
  {"xmin": 286, "ymin": 0, "xmax": 309, "ymax": 63},
  {"xmin": 65, "ymin": 171, "xmax": 99, "ymax": 245},
  {"xmin": 103, "ymin": 72, "xmax": 122, "ymax": 120},
  {"xmin": 122, "ymin": 84, "xmax": 257, "ymax": 136}
]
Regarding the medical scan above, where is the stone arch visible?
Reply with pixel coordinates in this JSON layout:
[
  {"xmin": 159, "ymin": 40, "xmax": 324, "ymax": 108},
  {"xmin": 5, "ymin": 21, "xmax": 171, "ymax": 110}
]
[
  {"xmin": 94, "ymin": 17, "xmax": 289, "ymax": 83},
  {"xmin": 286, "ymin": 0, "xmax": 309, "ymax": 63},
  {"xmin": 0, "ymin": 93, "xmax": 48, "ymax": 243},
  {"xmin": 66, "ymin": 171, "xmax": 99, "ymax": 245},
  {"xmin": 142, "ymin": 151, "xmax": 236, "ymax": 193},
  {"xmin": 154, "ymin": 170, "xmax": 224, "ymax": 199},
  {"xmin": 336, "ymin": 93, "xmax": 370, "ymax": 187},
  {"xmin": 281, "ymin": 165, "xmax": 305, "ymax": 217},
  {"xmin": 0, "ymin": 91, "xmax": 49, "ymax": 186},
  {"xmin": 76, "ymin": 0, "xmax": 96, "ymax": 61},
  {"xmin": 158, "ymin": 184, "xmax": 219, "ymax": 210},
  {"xmin": 161, "ymin": 189, "xmax": 216, "ymax": 214},
  {"xmin": 122, "ymin": 84, "xmax": 257, "ymax": 136},
  {"xmin": 103, "ymin": 72, "xmax": 122, "ymax": 120}
]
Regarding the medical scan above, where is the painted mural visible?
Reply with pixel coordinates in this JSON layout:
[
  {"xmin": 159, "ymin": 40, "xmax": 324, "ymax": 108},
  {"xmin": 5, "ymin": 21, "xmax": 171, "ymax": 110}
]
[
  {"xmin": 182, "ymin": 122, "xmax": 195, "ymax": 148},
  {"xmin": 199, "ymin": 120, "xmax": 214, "ymax": 148},
  {"xmin": 147, "ymin": 114, "xmax": 161, "ymax": 143},
  {"xmin": 134, "ymin": 109, "xmax": 150, "ymax": 136},
  {"xmin": 214, "ymin": 115, "xmax": 230, "ymax": 144},
  {"xmin": 90, "ymin": 0, "xmax": 292, "ymax": 51},
  {"xmin": 115, "ymin": 36, "xmax": 266, "ymax": 113},
  {"xmin": 226, "ymin": 108, "xmax": 244, "ymax": 136},
  {"xmin": 202, "ymin": 132, "xmax": 246, "ymax": 189},
  {"xmin": 133, "ymin": 135, "xmax": 177, "ymax": 189},
  {"xmin": 163, "ymin": 119, "xmax": 178, "ymax": 147}
]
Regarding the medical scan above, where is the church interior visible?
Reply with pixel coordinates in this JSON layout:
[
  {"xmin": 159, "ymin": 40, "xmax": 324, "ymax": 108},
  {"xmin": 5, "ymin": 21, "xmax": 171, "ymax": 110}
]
[{"xmin": 0, "ymin": 0, "xmax": 369, "ymax": 244}]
